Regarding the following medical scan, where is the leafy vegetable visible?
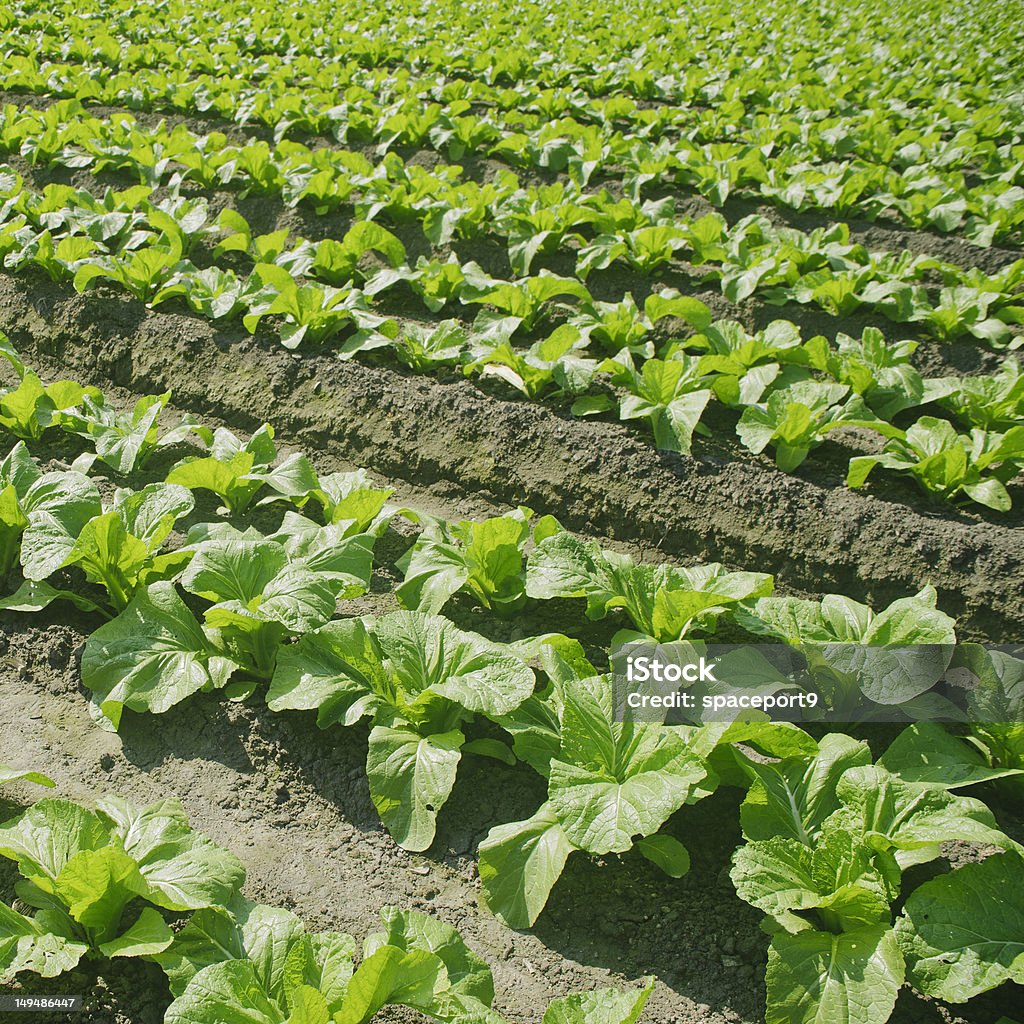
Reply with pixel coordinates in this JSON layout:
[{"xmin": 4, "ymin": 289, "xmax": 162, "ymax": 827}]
[
  {"xmin": 267, "ymin": 612, "xmax": 534, "ymax": 850},
  {"xmin": 0, "ymin": 796, "xmax": 244, "ymax": 982}
]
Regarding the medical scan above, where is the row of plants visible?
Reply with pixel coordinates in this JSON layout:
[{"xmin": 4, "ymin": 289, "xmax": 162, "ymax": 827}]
[
  {"xmin": 3, "ymin": 177, "xmax": 1023, "ymax": 510},
  {"xmin": 0, "ymin": 0, "xmax": 1022, "ymax": 240},
  {"xmin": 3, "ymin": 107, "xmax": 1022, "ymax": 345},
  {"xmin": 0, "ymin": 774, "xmax": 656, "ymax": 1022},
  {"xmin": 4, "ymin": 1, "xmax": 1021, "ymax": 174}
]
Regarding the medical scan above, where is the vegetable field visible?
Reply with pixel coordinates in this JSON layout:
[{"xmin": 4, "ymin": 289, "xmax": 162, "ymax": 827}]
[{"xmin": 0, "ymin": 0, "xmax": 1022, "ymax": 1021}]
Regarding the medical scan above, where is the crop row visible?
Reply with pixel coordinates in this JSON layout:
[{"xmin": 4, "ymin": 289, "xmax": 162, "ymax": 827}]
[
  {"xmin": 0, "ymin": 774, "xmax": 656, "ymax": 1022},
  {"xmin": 2, "ymin": 171, "xmax": 1023, "ymax": 510},
  {"xmin": 5, "ymin": 102, "xmax": 1022, "ymax": 345},
  {"xmin": 1, "ymin": 0, "xmax": 1022, "ymax": 241}
]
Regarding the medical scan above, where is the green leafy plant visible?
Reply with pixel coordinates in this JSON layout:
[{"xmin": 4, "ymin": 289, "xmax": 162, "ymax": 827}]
[
  {"xmin": 465, "ymin": 325, "xmax": 598, "ymax": 399},
  {"xmin": 73, "ymin": 244, "xmax": 185, "ymax": 303},
  {"xmin": 480, "ymin": 645, "xmax": 713, "ymax": 928},
  {"xmin": 61, "ymin": 390, "xmax": 203, "ymax": 475},
  {"xmin": 310, "ymin": 222, "xmax": 407, "ymax": 287},
  {"xmin": 266, "ymin": 611, "xmax": 535, "ymax": 851},
  {"xmin": 0, "ymin": 440, "xmax": 102, "ymax": 584},
  {"xmin": 730, "ymin": 735, "xmax": 1021, "ymax": 1024},
  {"xmin": 737, "ymin": 380, "xmax": 862, "ymax": 471},
  {"xmin": 1, "ymin": 482, "xmax": 194, "ymax": 616},
  {"xmin": 459, "ymin": 264, "xmax": 590, "ymax": 334},
  {"xmin": 0, "ymin": 796, "xmax": 244, "ymax": 982},
  {"xmin": 244, "ymin": 264, "xmax": 389, "ymax": 349},
  {"xmin": 166, "ymin": 424, "xmax": 316, "ymax": 515},
  {"xmin": 396, "ymin": 507, "xmax": 545, "ymax": 615},
  {"xmin": 527, "ymin": 525, "xmax": 772, "ymax": 642},
  {"xmin": 609, "ymin": 355, "xmax": 714, "ymax": 453},
  {"xmin": 0, "ymin": 334, "xmax": 94, "ymax": 441},
  {"xmin": 848, "ymin": 417, "xmax": 1024, "ymax": 511}
]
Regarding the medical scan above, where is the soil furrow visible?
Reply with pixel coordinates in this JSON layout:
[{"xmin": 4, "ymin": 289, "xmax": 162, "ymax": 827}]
[{"xmin": 1, "ymin": 272, "xmax": 1020, "ymax": 641}]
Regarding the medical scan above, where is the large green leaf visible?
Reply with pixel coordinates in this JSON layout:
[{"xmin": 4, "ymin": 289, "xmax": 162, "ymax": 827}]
[
  {"xmin": 895, "ymin": 852, "xmax": 1024, "ymax": 1002},
  {"xmin": 365, "ymin": 724, "xmax": 465, "ymax": 852},
  {"xmin": 879, "ymin": 723, "xmax": 1024, "ymax": 789},
  {"xmin": 766, "ymin": 926, "xmax": 904, "ymax": 1024},
  {"xmin": 19, "ymin": 471, "xmax": 102, "ymax": 581},
  {"xmin": 374, "ymin": 612, "xmax": 536, "ymax": 717},
  {"xmin": 543, "ymin": 978, "xmax": 656, "ymax": 1024},
  {"xmin": 364, "ymin": 907, "xmax": 494, "ymax": 1006},
  {"xmin": 478, "ymin": 803, "xmax": 574, "ymax": 929},
  {"xmin": 335, "ymin": 946, "xmax": 442, "ymax": 1024},
  {"xmin": 164, "ymin": 959, "xmax": 285, "ymax": 1024},
  {"xmin": 97, "ymin": 797, "xmax": 245, "ymax": 910},
  {"xmin": 81, "ymin": 582, "xmax": 239, "ymax": 728},
  {"xmin": 0, "ymin": 901, "xmax": 88, "ymax": 980},
  {"xmin": 737, "ymin": 733, "xmax": 873, "ymax": 843},
  {"xmin": 0, "ymin": 800, "xmax": 111, "ymax": 891},
  {"xmin": 829, "ymin": 765, "xmax": 1017, "ymax": 861}
]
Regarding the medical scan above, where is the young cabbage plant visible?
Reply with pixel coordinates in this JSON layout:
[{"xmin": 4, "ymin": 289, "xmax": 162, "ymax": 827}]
[
  {"xmin": 800, "ymin": 328, "xmax": 946, "ymax": 420},
  {"xmin": 80, "ymin": 514, "xmax": 374, "ymax": 726},
  {"xmin": 267, "ymin": 611, "xmax": 535, "ymax": 852},
  {"xmin": 166, "ymin": 424, "xmax": 317, "ymax": 515},
  {"xmin": 736, "ymin": 585, "xmax": 960, "ymax": 721},
  {"xmin": 0, "ymin": 796, "xmax": 244, "ymax": 983},
  {"xmin": 156, "ymin": 897, "xmax": 654, "ymax": 1024},
  {"xmin": 310, "ymin": 222, "xmax": 407, "ymax": 287},
  {"xmin": 913, "ymin": 285, "xmax": 1017, "ymax": 347},
  {"xmin": 213, "ymin": 209, "xmax": 295, "ymax": 266},
  {"xmin": 730, "ymin": 736, "xmax": 1020, "ymax": 1024},
  {"xmin": 10, "ymin": 230, "xmax": 100, "ymax": 284},
  {"xmin": 526, "ymin": 524, "xmax": 772, "ymax": 642},
  {"xmin": 0, "ymin": 334, "xmax": 96, "ymax": 440},
  {"xmin": 571, "ymin": 291, "xmax": 711, "ymax": 358},
  {"xmin": 0, "ymin": 440, "xmax": 102, "ymax": 585},
  {"xmin": 459, "ymin": 263, "xmax": 591, "ymax": 334},
  {"xmin": 1, "ymin": 482, "xmax": 194, "ymax": 617},
  {"xmin": 609, "ymin": 354, "xmax": 714, "ymax": 454},
  {"xmin": 848, "ymin": 417, "xmax": 1024, "ymax": 511},
  {"xmin": 576, "ymin": 223, "xmax": 688, "ymax": 278},
  {"xmin": 480, "ymin": 659, "xmax": 713, "ymax": 929},
  {"xmin": 143, "ymin": 195, "xmax": 214, "ymax": 254},
  {"xmin": 73, "ymin": 243, "xmax": 185, "ymax": 304},
  {"xmin": 405, "ymin": 256, "xmax": 467, "ymax": 313},
  {"xmin": 494, "ymin": 183, "xmax": 596, "ymax": 275},
  {"xmin": 177, "ymin": 517, "xmax": 375, "ymax": 681},
  {"xmin": 152, "ymin": 264, "xmax": 265, "ymax": 321},
  {"xmin": 736, "ymin": 380, "xmax": 862, "ymax": 471},
  {"xmin": 61, "ymin": 390, "xmax": 204, "ymax": 475},
  {"xmin": 933, "ymin": 356, "xmax": 1024, "ymax": 430},
  {"xmin": 465, "ymin": 325, "xmax": 599, "ymax": 399},
  {"xmin": 30, "ymin": 184, "xmax": 152, "ymax": 249},
  {"xmin": 244, "ymin": 263, "xmax": 390, "ymax": 349},
  {"xmin": 69, "ymin": 483, "xmax": 192, "ymax": 601},
  {"xmin": 675, "ymin": 320, "xmax": 808, "ymax": 408},
  {"xmin": 392, "ymin": 320, "xmax": 470, "ymax": 371},
  {"xmin": 396, "ymin": 507, "xmax": 547, "ymax": 615}
]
